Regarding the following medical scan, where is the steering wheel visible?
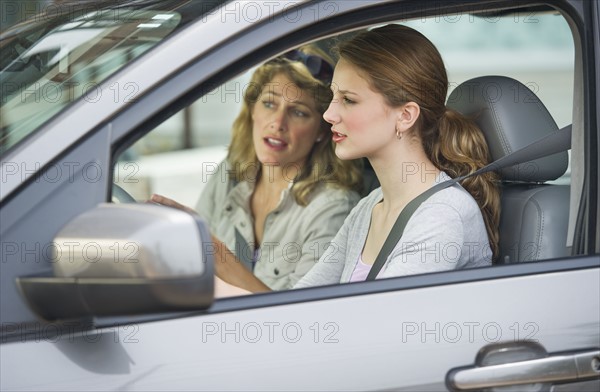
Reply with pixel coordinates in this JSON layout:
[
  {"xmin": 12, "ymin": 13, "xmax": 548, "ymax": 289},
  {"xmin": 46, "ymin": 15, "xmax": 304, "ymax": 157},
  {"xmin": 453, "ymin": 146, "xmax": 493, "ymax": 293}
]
[{"xmin": 112, "ymin": 183, "xmax": 137, "ymax": 203}]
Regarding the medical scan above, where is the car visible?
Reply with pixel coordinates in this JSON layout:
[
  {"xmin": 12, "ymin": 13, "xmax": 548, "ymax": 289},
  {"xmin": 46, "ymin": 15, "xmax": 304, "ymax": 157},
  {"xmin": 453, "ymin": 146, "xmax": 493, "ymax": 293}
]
[{"xmin": 1, "ymin": 0, "xmax": 598, "ymax": 390}]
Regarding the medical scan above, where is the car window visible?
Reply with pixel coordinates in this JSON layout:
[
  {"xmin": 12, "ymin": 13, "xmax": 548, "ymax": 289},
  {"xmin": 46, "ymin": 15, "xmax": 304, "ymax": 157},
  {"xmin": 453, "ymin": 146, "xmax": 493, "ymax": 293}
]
[
  {"xmin": 114, "ymin": 9, "xmax": 576, "ymax": 267},
  {"xmin": 106, "ymin": 6, "xmax": 580, "ymax": 298}
]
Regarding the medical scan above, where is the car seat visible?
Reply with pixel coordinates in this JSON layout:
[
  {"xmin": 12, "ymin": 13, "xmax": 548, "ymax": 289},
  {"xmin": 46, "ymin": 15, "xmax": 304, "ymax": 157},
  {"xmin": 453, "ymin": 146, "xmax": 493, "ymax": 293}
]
[{"xmin": 447, "ymin": 76, "xmax": 570, "ymax": 263}]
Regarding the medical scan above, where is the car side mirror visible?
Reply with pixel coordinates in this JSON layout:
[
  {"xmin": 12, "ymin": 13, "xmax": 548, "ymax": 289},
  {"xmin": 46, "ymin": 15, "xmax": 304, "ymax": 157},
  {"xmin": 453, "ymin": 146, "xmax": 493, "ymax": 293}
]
[{"xmin": 17, "ymin": 203, "xmax": 214, "ymax": 321}]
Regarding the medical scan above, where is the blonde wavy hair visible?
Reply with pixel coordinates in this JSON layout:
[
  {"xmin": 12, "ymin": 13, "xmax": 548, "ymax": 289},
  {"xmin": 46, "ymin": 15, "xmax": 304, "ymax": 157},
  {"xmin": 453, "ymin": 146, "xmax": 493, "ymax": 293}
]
[
  {"xmin": 338, "ymin": 25, "xmax": 501, "ymax": 260},
  {"xmin": 227, "ymin": 45, "xmax": 363, "ymax": 206}
]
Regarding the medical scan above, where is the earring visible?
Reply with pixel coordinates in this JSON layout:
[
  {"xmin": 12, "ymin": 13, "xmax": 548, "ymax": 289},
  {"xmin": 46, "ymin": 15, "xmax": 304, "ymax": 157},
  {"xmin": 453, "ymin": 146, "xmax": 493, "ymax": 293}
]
[
  {"xmin": 316, "ymin": 137, "xmax": 323, "ymax": 143},
  {"xmin": 396, "ymin": 126, "xmax": 402, "ymax": 140}
]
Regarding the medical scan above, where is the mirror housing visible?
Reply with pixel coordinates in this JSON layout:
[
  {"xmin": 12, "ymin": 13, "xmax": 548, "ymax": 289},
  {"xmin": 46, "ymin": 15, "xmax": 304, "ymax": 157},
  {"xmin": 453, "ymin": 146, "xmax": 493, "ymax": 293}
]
[{"xmin": 17, "ymin": 203, "xmax": 214, "ymax": 321}]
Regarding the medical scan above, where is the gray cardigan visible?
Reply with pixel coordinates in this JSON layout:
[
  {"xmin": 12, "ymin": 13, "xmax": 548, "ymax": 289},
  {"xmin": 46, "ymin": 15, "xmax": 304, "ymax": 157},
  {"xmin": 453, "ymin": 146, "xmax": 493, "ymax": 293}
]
[
  {"xmin": 195, "ymin": 160, "xmax": 360, "ymax": 290},
  {"xmin": 295, "ymin": 172, "xmax": 492, "ymax": 288}
]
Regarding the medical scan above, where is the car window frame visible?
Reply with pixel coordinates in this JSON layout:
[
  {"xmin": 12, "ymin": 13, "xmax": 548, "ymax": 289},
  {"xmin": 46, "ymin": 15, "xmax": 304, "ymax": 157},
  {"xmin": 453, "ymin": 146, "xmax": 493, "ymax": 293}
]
[{"xmin": 26, "ymin": 0, "xmax": 596, "ymax": 324}]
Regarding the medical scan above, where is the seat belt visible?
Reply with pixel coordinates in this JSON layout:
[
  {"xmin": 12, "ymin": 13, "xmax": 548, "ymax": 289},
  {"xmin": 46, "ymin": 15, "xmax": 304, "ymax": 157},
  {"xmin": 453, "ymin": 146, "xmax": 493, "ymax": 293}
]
[{"xmin": 365, "ymin": 124, "xmax": 572, "ymax": 281}]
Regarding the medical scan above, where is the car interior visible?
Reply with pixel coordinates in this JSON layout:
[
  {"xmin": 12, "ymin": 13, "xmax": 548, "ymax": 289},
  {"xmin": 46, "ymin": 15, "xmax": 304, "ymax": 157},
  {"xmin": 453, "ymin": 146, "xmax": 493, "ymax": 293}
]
[{"xmin": 114, "ymin": 9, "xmax": 576, "ymax": 277}]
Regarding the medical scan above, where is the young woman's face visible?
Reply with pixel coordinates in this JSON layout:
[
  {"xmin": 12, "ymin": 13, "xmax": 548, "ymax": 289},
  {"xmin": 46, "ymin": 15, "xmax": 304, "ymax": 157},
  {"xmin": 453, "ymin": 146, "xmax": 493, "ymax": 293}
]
[
  {"xmin": 252, "ymin": 73, "xmax": 323, "ymax": 170},
  {"xmin": 323, "ymin": 59, "xmax": 397, "ymax": 161}
]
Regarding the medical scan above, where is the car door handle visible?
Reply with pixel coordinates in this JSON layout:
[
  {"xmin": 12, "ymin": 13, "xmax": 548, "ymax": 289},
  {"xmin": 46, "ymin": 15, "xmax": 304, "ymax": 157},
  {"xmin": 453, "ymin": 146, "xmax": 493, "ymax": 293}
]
[{"xmin": 448, "ymin": 350, "xmax": 600, "ymax": 390}]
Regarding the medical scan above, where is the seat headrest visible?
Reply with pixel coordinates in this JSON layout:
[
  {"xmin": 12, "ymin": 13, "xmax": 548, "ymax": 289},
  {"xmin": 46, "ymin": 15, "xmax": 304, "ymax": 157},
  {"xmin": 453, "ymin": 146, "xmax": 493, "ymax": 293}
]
[{"xmin": 447, "ymin": 76, "xmax": 568, "ymax": 182}]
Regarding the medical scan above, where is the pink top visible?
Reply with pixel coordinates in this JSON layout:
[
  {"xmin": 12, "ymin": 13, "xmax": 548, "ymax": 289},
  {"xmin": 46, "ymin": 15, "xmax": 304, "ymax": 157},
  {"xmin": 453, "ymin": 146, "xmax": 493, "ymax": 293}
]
[{"xmin": 349, "ymin": 255, "xmax": 374, "ymax": 282}]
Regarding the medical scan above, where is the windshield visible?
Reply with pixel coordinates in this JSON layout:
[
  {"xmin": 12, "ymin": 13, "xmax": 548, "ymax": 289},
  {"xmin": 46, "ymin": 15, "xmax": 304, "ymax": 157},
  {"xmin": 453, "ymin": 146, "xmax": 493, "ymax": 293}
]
[{"xmin": 0, "ymin": 0, "xmax": 225, "ymax": 156}]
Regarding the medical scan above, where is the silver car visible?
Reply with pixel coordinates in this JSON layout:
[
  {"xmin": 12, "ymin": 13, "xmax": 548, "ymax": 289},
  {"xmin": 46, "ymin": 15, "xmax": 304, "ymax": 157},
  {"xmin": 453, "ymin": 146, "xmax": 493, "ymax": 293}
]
[{"xmin": 1, "ymin": 0, "xmax": 599, "ymax": 390}]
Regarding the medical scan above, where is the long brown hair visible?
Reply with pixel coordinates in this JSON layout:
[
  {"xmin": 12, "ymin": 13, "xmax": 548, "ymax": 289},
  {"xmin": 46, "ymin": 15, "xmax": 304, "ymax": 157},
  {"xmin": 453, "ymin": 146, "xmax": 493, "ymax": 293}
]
[
  {"xmin": 338, "ymin": 24, "xmax": 500, "ymax": 260},
  {"xmin": 227, "ymin": 46, "xmax": 363, "ymax": 205}
]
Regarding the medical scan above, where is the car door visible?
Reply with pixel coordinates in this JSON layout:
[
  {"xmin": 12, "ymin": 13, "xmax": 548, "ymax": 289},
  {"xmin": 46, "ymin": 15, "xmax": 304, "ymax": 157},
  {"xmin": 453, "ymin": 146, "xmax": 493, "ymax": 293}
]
[{"xmin": 1, "ymin": 0, "xmax": 598, "ymax": 390}]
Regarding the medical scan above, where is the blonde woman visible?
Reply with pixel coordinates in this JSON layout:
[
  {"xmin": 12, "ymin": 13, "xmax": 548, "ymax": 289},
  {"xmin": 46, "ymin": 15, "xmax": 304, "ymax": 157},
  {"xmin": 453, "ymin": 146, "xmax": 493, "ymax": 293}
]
[{"xmin": 154, "ymin": 46, "xmax": 362, "ymax": 291}]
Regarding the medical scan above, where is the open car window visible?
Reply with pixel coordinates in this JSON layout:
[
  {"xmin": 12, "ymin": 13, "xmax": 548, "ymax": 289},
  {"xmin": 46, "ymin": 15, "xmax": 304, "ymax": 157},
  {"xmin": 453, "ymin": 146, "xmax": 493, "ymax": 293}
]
[{"xmin": 112, "ymin": 8, "xmax": 577, "ymax": 298}]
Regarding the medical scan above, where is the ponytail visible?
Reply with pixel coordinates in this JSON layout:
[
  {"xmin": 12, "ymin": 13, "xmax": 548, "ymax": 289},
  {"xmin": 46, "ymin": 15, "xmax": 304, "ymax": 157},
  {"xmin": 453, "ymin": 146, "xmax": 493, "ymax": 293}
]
[{"xmin": 430, "ymin": 109, "xmax": 500, "ymax": 261}]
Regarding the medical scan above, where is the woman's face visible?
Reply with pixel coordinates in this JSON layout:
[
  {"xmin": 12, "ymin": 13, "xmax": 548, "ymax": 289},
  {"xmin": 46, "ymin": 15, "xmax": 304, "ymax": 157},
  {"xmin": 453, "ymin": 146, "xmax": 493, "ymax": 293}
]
[
  {"xmin": 323, "ymin": 59, "xmax": 398, "ymax": 161},
  {"xmin": 252, "ymin": 73, "xmax": 323, "ymax": 170}
]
